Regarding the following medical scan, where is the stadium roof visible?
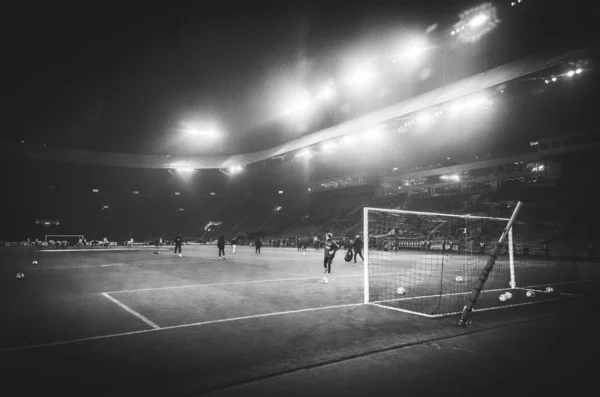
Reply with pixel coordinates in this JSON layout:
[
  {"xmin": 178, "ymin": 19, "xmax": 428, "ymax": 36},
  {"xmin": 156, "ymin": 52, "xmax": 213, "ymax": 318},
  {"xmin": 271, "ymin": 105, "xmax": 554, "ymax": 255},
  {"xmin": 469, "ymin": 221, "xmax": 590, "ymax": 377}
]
[{"xmin": 4, "ymin": 43, "xmax": 596, "ymax": 170}]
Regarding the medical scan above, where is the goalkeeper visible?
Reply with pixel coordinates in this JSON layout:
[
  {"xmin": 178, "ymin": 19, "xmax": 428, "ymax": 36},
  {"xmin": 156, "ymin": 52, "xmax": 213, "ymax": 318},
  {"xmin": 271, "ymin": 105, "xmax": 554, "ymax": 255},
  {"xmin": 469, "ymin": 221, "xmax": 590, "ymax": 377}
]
[{"xmin": 322, "ymin": 233, "xmax": 339, "ymax": 283}]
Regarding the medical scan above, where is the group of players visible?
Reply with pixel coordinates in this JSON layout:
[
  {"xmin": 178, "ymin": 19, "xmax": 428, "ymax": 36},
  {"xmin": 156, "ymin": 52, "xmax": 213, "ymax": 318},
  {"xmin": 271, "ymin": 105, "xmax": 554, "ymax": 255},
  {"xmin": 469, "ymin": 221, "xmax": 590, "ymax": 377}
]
[{"xmin": 170, "ymin": 232, "xmax": 364, "ymax": 283}]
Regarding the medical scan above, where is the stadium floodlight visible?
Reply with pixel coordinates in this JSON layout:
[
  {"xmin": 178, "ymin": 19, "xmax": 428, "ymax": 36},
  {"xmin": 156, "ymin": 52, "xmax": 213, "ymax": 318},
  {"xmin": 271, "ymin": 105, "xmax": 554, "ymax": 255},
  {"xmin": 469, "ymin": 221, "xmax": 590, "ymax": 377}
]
[
  {"xmin": 178, "ymin": 121, "xmax": 219, "ymax": 138},
  {"xmin": 315, "ymin": 83, "xmax": 336, "ymax": 101},
  {"xmin": 454, "ymin": 3, "xmax": 498, "ymax": 42},
  {"xmin": 341, "ymin": 135, "xmax": 357, "ymax": 145},
  {"xmin": 295, "ymin": 148, "xmax": 312, "ymax": 158},
  {"xmin": 229, "ymin": 166, "xmax": 243, "ymax": 174},
  {"xmin": 360, "ymin": 125, "xmax": 384, "ymax": 140},
  {"xmin": 282, "ymin": 90, "xmax": 313, "ymax": 117},
  {"xmin": 416, "ymin": 111, "xmax": 434, "ymax": 125},
  {"xmin": 566, "ymin": 70, "xmax": 575, "ymax": 77},
  {"xmin": 468, "ymin": 14, "xmax": 489, "ymax": 28},
  {"xmin": 344, "ymin": 62, "xmax": 375, "ymax": 89},
  {"xmin": 321, "ymin": 141, "xmax": 338, "ymax": 153},
  {"xmin": 576, "ymin": 68, "xmax": 583, "ymax": 74},
  {"xmin": 552, "ymin": 77, "xmax": 557, "ymax": 82}
]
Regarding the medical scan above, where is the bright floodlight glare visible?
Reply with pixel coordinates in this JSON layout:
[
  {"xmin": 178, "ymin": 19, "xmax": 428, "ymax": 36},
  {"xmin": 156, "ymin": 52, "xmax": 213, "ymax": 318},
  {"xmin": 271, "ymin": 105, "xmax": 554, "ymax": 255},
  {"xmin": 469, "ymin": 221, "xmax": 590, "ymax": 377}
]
[
  {"xmin": 449, "ymin": 101, "xmax": 465, "ymax": 114},
  {"xmin": 315, "ymin": 84, "xmax": 336, "ymax": 101},
  {"xmin": 552, "ymin": 77, "xmax": 557, "ymax": 82},
  {"xmin": 179, "ymin": 121, "xmax": 219, "ymax": 138},
  {"xmin": 344, "ymin": 63, "xmax": 375, "ymax": 88},
  {"xmin": 283, "ymin": 90, "xmax": 313, "ymax": 116},
  {"xmin": 566, "ymin": 70, "xmax": 575, "ymax": 77},
  {"xmin": 416, "ymin": 111, "xmax": 434, "ymax": 124},
  {"xmin": 576, "ymin": 68, "xmax": 583, "ymax": 74},
  {"xmin": 175, "ymin": 167, "xmax": 195, "ymax": 173},
  {"xmin": 469, "ymin": 14, "xmax": 489, "ymax": 28},
  {"xmin": 229, "ymin": 166, "xmax": 243, "ymax": 174},
  {"xmin": 341, "ymin": 135, "xmax": 357, "ymax": 145},
  {"xmin": 296, "ymin": 149, "xmax": 312, "ymax": 158},
  {"xmin": 321, "ymin": 141, "xmax": 338, "ymax": 152}
]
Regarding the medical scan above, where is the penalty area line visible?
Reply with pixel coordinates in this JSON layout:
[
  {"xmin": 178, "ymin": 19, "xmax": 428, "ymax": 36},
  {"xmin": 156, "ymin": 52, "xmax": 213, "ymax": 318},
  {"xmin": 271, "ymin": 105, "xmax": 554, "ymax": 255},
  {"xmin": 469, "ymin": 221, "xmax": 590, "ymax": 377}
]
[
  {"xmin": 105, "ymin": 273, "xmax": 402, "ymax": 294},
  {"xmin": 101, "ymin": 293, "xmax": 160, "ymax": 330},
  {"xmin": 0, "ymin": 302, "xmax": 365, "ymax": 353}
]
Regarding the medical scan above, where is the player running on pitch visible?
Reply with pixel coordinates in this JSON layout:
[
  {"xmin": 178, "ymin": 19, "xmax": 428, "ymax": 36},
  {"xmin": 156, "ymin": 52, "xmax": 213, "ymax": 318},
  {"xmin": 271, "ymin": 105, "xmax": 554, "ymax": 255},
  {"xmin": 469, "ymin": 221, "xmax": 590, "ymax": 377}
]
[{"xmin": 322, "ymin": 233, "xmax": 339, "ymax": 283}]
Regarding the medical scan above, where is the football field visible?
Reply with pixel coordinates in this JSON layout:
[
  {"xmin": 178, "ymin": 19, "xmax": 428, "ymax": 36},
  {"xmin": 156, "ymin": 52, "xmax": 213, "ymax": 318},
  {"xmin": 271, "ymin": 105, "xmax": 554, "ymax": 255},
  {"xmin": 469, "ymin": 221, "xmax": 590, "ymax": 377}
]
[{"xmin": 1, "ymin": 245, "xmax": 599, "ymax": 396}]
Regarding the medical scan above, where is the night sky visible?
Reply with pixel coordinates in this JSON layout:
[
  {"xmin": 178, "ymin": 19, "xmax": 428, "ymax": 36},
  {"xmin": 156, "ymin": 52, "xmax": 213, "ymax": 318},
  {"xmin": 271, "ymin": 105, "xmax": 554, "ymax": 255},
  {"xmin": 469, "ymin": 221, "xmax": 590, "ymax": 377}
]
[{"xmin": 3, "ymin": 0, "xmax": 597, "ymax": 156}]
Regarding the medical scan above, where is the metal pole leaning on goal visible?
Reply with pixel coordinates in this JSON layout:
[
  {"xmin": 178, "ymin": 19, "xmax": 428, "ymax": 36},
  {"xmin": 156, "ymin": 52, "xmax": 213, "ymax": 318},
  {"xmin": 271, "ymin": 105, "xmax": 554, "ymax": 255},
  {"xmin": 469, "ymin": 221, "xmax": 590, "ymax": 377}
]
[
  {"xmin": 363, "ymin": 207, "xmax": 369, "ymax": 304},
  {"xmin": 458, "ymin": 201, "xmax": 524, "ymax": 326}
]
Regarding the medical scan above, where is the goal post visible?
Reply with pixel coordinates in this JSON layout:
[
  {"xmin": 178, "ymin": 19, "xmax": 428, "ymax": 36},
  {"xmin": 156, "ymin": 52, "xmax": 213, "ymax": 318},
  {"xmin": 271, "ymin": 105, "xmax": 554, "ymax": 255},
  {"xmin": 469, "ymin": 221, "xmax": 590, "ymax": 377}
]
[{"xmin": 362, "ymin": 202, "xmax": 581, "ymax": 318}]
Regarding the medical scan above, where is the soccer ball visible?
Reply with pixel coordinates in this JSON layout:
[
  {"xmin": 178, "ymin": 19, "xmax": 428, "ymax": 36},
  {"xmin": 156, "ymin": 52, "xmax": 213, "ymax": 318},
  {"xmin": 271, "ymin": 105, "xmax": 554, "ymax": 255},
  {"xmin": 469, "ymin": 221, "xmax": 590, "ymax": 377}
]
[
  {"xmin": 504, "ymin": 291, "xmax": 513, "ymax": 300},
  {"xmin": 302, "ymin": 252, "xmax": 306, "ymax": 255},
  {"xmin": 545, "ymin": 286, "xmax": 554, "ymax": 293},
  {"xmin": 16, "ymin": 273, "xmax": 24, "ymax": 279},
  {"xmin": 499, "ymin": 294, "xmax": 507, "ymax": 302},
  {"xmin": 32, "ymin": 261, "xmax": 38, "ymax": 265},
  {"xmin": 154, "ymin": 251, "xmax": 160, "ymax": 254},
  {"xmin": 321, "ymin": 277, "xmax": 329, "ymax": 284},
  {"xmin": 526, "ymin": 290, "xmax": 535, "ymax": 298},
  {"xmin": 455, "ymin": 276, "xmax": 463, "ymax": 282},
  {"xmin": 178, "ymin": 254, "xmax": 182, "ymax": 257},
  {"xmin": 397, "ymin": 287, "xmax": 405, "ymax": 295}
]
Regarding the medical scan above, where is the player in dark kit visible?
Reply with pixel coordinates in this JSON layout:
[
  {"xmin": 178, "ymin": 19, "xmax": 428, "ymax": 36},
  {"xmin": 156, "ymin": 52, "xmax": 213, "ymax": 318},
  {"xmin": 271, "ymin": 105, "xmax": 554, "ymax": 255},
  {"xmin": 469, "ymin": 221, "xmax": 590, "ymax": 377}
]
[
  {"xmin": 217, "ymin": 232, "xmax": 225, "ymax": 260},
  {"xmin": 255, "ymin": 236, "xmax": 262, "ymax": 254},
  {"xmin": 353, "ymin": 235, "xmax": 364, "ymax": 264},
  {"xmin": 174, "ymin": 233, "xmax": 183, "ymax": 256},
  {"xmin": 322, "ymin": 233, "xmax": 339, "ymax": 283}
]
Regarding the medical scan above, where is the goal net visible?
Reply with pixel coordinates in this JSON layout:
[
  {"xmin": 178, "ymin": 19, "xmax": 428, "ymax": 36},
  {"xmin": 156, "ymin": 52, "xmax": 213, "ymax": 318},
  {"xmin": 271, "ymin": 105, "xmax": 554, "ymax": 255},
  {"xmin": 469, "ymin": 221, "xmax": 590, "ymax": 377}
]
[{"xmin": 363, "ymin": 207, "xmax": 586, "ymax": 318}]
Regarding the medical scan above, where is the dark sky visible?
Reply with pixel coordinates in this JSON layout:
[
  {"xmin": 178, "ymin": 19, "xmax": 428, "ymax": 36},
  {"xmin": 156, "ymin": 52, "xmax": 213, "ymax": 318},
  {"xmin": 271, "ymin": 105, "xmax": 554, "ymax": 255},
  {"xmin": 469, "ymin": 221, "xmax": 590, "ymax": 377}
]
[{"xmin": 3, "ymin": 0, "xmax": 597, "ymax": 156}]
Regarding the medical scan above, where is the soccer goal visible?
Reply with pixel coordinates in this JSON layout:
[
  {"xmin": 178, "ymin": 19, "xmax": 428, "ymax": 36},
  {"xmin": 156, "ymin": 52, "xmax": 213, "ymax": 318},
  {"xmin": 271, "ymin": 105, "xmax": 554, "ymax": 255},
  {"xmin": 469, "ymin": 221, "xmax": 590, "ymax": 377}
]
[{"xmin": 363, "ymin": 204, "xmax": 582, "ymax": 318}]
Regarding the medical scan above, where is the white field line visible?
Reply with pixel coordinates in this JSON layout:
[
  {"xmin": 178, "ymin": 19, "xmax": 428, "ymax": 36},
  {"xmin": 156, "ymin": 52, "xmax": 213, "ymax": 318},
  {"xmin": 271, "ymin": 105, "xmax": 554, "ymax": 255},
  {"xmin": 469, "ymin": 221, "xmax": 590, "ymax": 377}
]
[
  {"xmin": 371, "ymin": 287, "xmax": 511, "ymax": 304},
  {"xmin": 104, "ymin": 272, "xmax": 405, "ymax": 294},
  {"xmin": 0, "ymin": 302, "xmax": 365, "ymax": 353},
  {"xmin": 101, "ymin": 293, "xmax": 160, "ymax": 330},
  {"xmin": 18, "ymin": 259, "xmax": 210, "ymax": 271},
  {"xmin": 37, "ymin": 248, "xmax": 146, "ymax": 253},
  {"xmin": 431, "ymin": 295, "xmax": 578, "ymax": 317},
  {"xmin": 369, "ymin": 303, "xmax": 436, "ymax": 318},
  {"xmin": 524, "ymin": 278, "xmax": 600, "ymax": 288}
]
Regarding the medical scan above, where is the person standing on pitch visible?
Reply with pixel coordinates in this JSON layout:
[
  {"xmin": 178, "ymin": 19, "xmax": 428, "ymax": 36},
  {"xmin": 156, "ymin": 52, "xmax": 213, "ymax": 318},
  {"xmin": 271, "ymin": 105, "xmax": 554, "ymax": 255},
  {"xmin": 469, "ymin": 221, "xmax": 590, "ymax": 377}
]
[
  {"xmin": 232, "ymin": 235, "xmax": 238, "ymax": 254},
  {"xmin": 174, "ymin": 233, "xmax": 183, "ymax": 256},
  {"xmin": 217, "ymin": 232, "xmax": 225, "ymax": 260},
  {"xmin": 322, "ymin": 233, "xmax": 339, "ymax": 283},
  {"xmin": 255, "ymin": 236, "xmax": 262, "ymax": 254},
  {"xmin": 353, "ymin": 234, "xmax": 364, "ymax": 264}
]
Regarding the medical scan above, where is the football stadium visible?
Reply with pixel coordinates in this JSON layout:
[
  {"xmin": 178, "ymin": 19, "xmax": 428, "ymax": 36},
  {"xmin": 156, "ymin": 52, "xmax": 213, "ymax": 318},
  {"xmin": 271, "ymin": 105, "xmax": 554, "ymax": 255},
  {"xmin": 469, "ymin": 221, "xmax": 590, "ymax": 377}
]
[{"xmin": 2, "ymin": 1, "xmax": 600, "ymax": 395}]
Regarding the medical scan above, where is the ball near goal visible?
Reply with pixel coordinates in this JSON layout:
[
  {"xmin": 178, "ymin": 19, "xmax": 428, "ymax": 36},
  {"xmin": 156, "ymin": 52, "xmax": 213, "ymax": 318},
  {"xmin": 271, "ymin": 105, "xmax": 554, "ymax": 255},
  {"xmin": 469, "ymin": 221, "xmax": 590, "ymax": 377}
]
[
  {"xmin": 396, "ymin": 287, "xmax": 405, "ymax": 295},
  {"xmin": 16, "ymin": 273, "xmax": 25, "ymax": 279},
  {"xmin": 499, "ymin": 294, "xmax": 507, "ymax": 302},
  {"xmin": 526, "ymin": 290, "xmax": 535, "ymax": 298},
  {"xmin": 545, "ymin": 286, "xmax": 554, "ymax": 293}
]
